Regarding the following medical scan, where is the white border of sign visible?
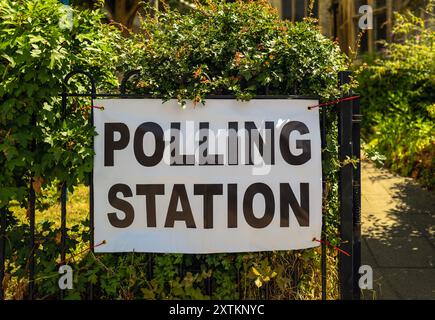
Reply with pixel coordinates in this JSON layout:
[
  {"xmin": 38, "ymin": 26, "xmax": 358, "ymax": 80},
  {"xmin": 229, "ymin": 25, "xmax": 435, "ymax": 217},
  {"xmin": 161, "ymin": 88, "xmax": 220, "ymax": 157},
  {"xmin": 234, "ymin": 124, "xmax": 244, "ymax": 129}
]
[{"xmin": 93, "ymin": 99, "xmax": 322, "ymax": 253}]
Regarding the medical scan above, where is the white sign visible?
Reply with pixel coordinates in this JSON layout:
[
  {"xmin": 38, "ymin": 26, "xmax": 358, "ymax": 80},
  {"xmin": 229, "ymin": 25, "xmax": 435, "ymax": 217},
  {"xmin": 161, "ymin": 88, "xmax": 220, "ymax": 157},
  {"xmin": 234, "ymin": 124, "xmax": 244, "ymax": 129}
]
[{"xmin": 93, "ymin": 99, "xmax": 322, "ymax": 253}]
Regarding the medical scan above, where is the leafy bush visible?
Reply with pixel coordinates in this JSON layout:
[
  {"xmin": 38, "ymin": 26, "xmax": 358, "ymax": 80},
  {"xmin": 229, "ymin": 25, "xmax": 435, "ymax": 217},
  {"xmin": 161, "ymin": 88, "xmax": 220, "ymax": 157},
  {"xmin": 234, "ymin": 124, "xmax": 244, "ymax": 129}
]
[
  {"xmin": 2, "ymin": 0, "xmax": 347, "ymax": 300},
  {"xmin": 0, "ymin": 0, "xmax": 123, "ymax": 208},
  {"xmin": 357, "ymin": 3, "xmax": 434, "ymax": 188},
  {"xmin": 125, "ymin": 0, "xmax": 347, "ymax": 104}
]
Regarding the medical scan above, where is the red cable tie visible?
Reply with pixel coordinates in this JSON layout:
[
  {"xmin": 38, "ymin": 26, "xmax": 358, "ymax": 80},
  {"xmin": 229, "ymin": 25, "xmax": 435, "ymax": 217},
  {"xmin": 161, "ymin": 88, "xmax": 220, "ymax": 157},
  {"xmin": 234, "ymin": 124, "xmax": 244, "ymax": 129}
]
[
  {"xmin": 313, "ymin": 238, "xmax": 351, "ymax": 257},
  {"xmin": 59, "ymin": 240, "xmax": 107, "ymax": 265},
  {"xmin": 308, "ymin": 95, "xmax": 360, "ymax": 110},
  {"xmin": 87, "ymin": 105, "xmax": 104, "ymax": 110}
]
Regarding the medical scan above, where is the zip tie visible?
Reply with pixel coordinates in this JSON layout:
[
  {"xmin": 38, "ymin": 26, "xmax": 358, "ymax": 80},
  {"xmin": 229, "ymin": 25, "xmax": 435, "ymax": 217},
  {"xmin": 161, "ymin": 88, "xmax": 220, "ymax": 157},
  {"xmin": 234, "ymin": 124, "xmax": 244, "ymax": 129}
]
[
  {"xmin": 308, "ymin": 95, "xmax": 360, "ymax": 110},
  {"xmin": 59, "ymin": 240, "xmax": 107, "ymax": 265},
  {"xmin": 313, "ymin": 238, "xmax": 351, "ymax": 257},
  {"xmin": 85, "ymin": 105, "xmax": 104, "ymax": 110}
]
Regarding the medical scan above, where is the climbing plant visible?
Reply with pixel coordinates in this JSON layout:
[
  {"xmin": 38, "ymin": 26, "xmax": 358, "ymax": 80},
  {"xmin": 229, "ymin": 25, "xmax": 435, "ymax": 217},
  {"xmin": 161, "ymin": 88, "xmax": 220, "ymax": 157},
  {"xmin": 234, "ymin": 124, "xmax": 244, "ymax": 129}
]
[
  {"xmin": 0, "ymin": 0, "xmax": 122, "ymax": 209},
  {"xmin": 357, "ymin": 1, "xmax": 434, "ymax": 188},
  {"xmin": 2, "ymin": 0, "xmax": 349, "ymax": 300}
]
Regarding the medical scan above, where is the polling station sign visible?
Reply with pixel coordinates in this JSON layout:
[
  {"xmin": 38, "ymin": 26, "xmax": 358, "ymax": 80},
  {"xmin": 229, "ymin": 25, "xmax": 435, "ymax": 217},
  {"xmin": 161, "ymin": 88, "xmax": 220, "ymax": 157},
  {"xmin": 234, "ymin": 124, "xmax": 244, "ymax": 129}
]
[{"xmin": 93, "ymin": 99, "xmax": 322, "ymax": 253}]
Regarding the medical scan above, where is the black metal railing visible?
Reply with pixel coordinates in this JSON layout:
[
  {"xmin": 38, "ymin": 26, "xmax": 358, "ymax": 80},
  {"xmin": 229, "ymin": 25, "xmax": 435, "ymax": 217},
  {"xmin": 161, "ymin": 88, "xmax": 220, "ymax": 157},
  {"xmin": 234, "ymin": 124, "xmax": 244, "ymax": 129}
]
[{"xmin": 0, "ymin": 70, "xmax": 361, "ymax": 300}]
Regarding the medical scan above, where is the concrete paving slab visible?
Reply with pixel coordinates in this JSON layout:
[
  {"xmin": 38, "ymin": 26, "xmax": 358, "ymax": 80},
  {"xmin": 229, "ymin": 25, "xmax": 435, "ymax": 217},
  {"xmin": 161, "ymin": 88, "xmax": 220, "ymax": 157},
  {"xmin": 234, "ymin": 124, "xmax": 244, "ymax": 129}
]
[
  {"xmin": 360, "ymin": 161, "xmax": 435, "ymax": 299},
  {"xmin": 362, "ymin": 237, "xmax": 379, "ymax": 267},
  {"xmin": 365, "ymin": 237, "xmax": 434, "ymax": 268},
  {"xmin": 380, "ymin": 268, "xmax": 435, "ymax": 300},
  {"xmin": 362, "ymin": 216, "xmax": 424, "ymax": 239},
  {"xmin": 361, "ymin": 268, "xmax": 400, "ymax": 300}
]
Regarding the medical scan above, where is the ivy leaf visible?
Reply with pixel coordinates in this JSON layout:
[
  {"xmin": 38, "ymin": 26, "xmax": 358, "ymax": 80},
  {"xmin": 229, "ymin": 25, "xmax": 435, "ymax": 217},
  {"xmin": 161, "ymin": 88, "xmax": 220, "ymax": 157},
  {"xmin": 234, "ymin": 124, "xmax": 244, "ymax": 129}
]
[
  {"xmin": 254, "ymin": 277, "xmax": 262, "ymax": 288},
  {"xmin": 1, "ymin": 54, "xmax": 16, "ymax": 67}
]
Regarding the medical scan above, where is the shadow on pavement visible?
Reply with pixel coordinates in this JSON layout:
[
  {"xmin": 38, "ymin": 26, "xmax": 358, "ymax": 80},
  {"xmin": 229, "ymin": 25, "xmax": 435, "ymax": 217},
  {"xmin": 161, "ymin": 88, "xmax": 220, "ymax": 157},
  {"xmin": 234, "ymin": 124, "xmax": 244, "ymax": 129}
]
[{"xmin": 361, "ymin": 161, "xmax": 435, "ymax": 300}]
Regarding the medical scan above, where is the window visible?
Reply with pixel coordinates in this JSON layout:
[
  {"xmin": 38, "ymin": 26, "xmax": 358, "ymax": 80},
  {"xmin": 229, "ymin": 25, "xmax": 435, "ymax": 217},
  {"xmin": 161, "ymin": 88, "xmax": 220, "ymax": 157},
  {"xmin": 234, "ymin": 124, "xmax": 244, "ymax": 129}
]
[
  {"xmin": 355, "ymin": 0, "xmax": 392, "ymax": 53},
  {"xmin": 374, "ymin": 10, "xmax": 388, "ymax": 50},
  {"xmin": 334, "ymin": 0, "xmax": 395, "ymax": 55},
  {"xmin": 282, "ymin": 0, "xmax": 318, "ymax": 22}
]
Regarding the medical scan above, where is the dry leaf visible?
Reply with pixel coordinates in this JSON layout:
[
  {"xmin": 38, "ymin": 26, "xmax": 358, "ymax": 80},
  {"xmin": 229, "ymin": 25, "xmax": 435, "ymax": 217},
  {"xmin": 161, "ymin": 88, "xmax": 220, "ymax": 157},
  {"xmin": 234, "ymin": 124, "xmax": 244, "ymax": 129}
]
[
  {"xmin": 32, "ymin": 176, "xmax": 44, "ymax": 194},
  {"xmin": 254, "ymin": 277, "xmax": 262, "ymax": 288},
  {"xmin": 251, "ymin": 266, "xmax": 260, "ymax": 276},
  {"xmin": 26, "ymin": 207, "xmax": 31, "ymax": 220},
  {"xmin": 2, "ymin": 273, "xmax": 11, "ymax": 294},
  {"xmin": 54, "ymin": 232, "xmax": 61, "ymax": 245}
]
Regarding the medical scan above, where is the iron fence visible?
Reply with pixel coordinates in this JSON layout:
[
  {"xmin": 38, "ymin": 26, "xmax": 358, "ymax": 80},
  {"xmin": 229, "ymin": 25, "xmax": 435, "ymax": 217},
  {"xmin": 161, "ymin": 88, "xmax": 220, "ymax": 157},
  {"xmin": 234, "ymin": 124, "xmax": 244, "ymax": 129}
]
[{"xmin": 0, "ymin": 70, "xmax": 361, "ymax": 300}]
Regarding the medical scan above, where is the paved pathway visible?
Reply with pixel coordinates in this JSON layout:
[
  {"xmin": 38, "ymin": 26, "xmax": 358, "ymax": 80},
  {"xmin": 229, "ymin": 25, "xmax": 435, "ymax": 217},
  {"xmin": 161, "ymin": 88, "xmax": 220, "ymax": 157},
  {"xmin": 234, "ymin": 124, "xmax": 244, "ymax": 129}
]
[{"xmin": 361, "ymin": 161, "xmax": 435, "ymax": 299}]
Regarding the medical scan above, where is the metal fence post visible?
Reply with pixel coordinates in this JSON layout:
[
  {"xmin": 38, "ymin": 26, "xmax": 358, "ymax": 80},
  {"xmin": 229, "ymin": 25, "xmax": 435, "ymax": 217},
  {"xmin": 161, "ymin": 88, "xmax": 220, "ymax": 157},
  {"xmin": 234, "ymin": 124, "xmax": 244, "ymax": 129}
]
[
  {"xmin": 338, "ymin": 71, "xmax": 354, "ymax": 300},
  {"xmin": 320, "ymin": 106, "xmax": 327, "ymax": 300},
  {"xmin": 352, "ymin": 96, "xmax": 362, "ymax": 300},
  {"xmin": 60, "ymin": 89, "xmax": 68, "ymax": 300},
  {"xmin": 89, "ymin": 75, "xmax": 96, "ymax": 301},
  {"xmin": 28, "ymin": 177, "xmax": 36, "ymax": 300},
  {"xmin": 28, "ymin": 113, "xmax": 37, "ymax": 300},
  {"xmin": 0, "ymin": 208, "xmax": 6, "ymax": 300},
  {"xmin": 62, "ymin": 70, "xmax": 96, "ymax": 300}
]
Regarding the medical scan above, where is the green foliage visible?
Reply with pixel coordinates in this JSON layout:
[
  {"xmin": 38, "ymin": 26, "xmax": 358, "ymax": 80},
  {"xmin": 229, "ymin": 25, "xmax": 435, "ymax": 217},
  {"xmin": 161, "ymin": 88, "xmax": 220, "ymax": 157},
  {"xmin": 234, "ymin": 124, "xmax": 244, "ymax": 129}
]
[
  {"xmin": 0, "ymin": 0, "xmax": 123, "ymax": 208},
  {"xmin": 3, "ymin": 206, "xmax": 339, "ymax": 300},
  {"xmin": 357, "ymin": 2, "xmax": 435, "ymax": 188},
  {"xmin": 124, "ymin": 0, "xmax": 347, "ymax": 105},
  {"xmin": 2, "ymin": 0, "xmax": 345, "ymax": 300}
]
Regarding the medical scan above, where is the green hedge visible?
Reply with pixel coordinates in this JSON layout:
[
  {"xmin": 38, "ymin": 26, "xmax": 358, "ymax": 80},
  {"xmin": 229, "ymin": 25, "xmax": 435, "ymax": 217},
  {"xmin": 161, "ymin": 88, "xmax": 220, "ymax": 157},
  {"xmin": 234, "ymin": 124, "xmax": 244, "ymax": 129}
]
[
  {"xmin": 125, "ymin": 0, "xmax": 346, "ymax": 104},
  {"xmin": 1, "ymin": 0, "xmax": 348, "ymax": 299},
  {"xmin": 0, "ymin": 0, "xmax": 123, "ymax": 208},
  {"xmin": 357, "ymin": 4, "xmax": 434, "ymax": 189}
]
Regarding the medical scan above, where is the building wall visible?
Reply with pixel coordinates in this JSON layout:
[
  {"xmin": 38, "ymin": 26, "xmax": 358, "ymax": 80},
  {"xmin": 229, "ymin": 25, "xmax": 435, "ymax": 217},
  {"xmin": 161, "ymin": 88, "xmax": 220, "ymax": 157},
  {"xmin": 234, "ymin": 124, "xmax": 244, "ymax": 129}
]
[{"xmin": 268, "ymin": 0, "xmax": 334, "ymax": 37}]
